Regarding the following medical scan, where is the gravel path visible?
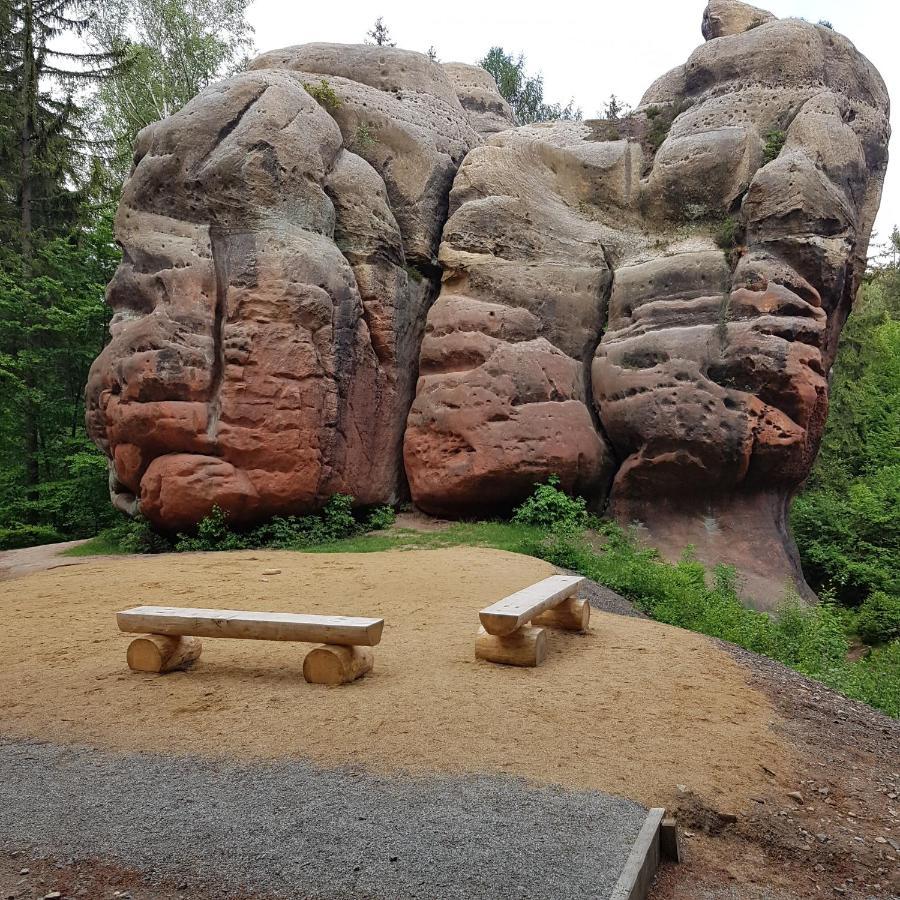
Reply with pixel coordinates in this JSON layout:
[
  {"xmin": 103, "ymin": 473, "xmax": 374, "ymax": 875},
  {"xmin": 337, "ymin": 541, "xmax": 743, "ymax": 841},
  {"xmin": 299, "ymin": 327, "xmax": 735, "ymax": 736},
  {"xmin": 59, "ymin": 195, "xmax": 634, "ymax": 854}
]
[{"xmin": 0, "ymin": 738, "xmax": 647, "ymax": 900}]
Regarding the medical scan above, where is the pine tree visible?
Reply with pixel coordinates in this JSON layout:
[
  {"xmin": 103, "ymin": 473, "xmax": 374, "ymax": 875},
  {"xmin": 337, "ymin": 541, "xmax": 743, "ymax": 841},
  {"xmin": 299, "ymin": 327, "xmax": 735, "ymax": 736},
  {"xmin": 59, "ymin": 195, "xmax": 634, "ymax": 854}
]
[
  {"xmin": 366, "ymin": 17, "xmax": 395, "ymax": 47},
  {"xmin": 0, "ymin": 0, "xmax": 118, "ymax": 495}
]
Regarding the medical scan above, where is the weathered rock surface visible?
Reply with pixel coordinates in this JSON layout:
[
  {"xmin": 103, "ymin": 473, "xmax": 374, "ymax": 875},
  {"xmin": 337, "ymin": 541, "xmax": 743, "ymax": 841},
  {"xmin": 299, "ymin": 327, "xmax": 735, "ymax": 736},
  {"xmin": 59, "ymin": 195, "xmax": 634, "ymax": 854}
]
[
  {"xmin": 86, "ymin": 47, "xmax": 482, "ymax": 529},
  {"xmin": 404, "ymin": 1, "xmax": 889, "ymax": 607},
  {"xmin": 442, "ymin": 62, "xmax": 516, "ymax": 137},
  {"xmin": 87, "ymin": 2, "xmax": 889, "ymax": 610}
]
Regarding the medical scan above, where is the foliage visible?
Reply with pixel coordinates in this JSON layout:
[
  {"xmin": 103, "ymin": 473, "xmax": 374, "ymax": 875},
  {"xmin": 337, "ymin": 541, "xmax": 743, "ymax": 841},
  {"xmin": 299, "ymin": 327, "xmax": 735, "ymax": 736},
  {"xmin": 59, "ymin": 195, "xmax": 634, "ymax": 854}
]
[
  {"xmin": 366, "ymin": 16, "xmax": 395, "ymax": 47},
  {"xmin": 791, "ymin": 270, "xmax": 900, "ymax": 606},
  {"xmin": 762, "ymin": 128, "xmax": 786, "ymax": 164},
  {"xmin": 855, "ymin": 592, "xmax": 900, "ymax": 645},
  {"xmin": 480, "ymin": 47, "xmax": 580, "ymax": 125},
  {"xmin": 75, "ymin": 495, "xmax": 398, "ymax": 555},
  {"xmin": 426, "ymin": 46, "xmax": 438, "ymax": 62},
  {"xmin": 511, "ymin": 475, "xmax": 587, "ymax": 533},
  {"xmin": 818, "ymin": 20, "xmax": 834, "ymax": 29},
  {"xmin": 0, "ymin": 201, "xmax": 122, "ymax": 541},
  {"xmin": 303, "ymin": 78, "xmax": 341, "ymax": 111},
  {"xmin": 353, "ymin": 122, "xmax": 379, "ymax": 152},
  {"xmin": 644, "ymin": 99, "xmax": 686, "ymax": 153},
  {"xmin": 714, "ymin": 216, "xmax": 740, "ymax": 250},
  {"xmin": 603, "ymin": 94, "xmax": 628, "ymax": 119},
  {"xmin": 0, "ymin": 524, "xmax": 64, "ymax": 550},
  {"xmin": 90, "ymin": 0, "xmax": 254, "ymax": 181}
]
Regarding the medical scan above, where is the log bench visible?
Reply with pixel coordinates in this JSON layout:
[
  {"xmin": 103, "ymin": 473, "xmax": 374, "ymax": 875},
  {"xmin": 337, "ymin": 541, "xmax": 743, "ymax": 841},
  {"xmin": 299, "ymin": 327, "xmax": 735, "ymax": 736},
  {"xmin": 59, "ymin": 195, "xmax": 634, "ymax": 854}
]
[
  {"xmin": 116, "ymin": 606, "xmax": 384, "ymax": 685},
  {"xmin": 476, "ymin": 575, "xmax": 589, "ymax": 667}
]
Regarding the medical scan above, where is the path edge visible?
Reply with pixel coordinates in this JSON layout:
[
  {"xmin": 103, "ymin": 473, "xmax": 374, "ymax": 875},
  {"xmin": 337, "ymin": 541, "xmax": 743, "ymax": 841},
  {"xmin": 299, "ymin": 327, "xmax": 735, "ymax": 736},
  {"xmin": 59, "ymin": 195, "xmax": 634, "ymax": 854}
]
[{"xmin": 608, "ymin": 806, "xmax": 666, "ymax": 900}]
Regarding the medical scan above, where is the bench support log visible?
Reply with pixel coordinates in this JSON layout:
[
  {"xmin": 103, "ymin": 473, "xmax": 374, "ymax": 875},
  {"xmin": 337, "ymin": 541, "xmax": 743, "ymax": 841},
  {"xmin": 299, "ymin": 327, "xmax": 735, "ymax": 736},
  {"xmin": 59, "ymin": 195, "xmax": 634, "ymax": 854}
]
[
  {"xmin": 126, "ymin": 634, "xmax": 202, "ymax": 673},
  {"xmin": 303, "ymin": 644, "xmax": 374, "ymax": 685},
  {"xmin": 475, "ymin": 625, "xmax": 547, "ymax": 667},
  {"xmin": 531, "ymin": 597, "xmax": 590, "ymax": 632}
]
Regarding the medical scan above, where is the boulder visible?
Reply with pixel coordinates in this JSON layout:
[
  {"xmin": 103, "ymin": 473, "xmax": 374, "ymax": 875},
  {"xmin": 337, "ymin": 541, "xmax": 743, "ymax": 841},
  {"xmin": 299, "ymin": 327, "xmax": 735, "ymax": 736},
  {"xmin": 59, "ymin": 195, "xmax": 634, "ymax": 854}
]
[
  {"xmin": 406, "ymin": 4, "xmax": 889, "ymax": 608},
  {"xmin": 442, "ymin": 62, "xmax": 516, "ymax": 137},
  {"xmin": 85, "ymin": 7, "xmax": 890, "ymax": 610},
  {"xmin": 86, "ymin": 53, "xmax": 479, "ymax": 527}
]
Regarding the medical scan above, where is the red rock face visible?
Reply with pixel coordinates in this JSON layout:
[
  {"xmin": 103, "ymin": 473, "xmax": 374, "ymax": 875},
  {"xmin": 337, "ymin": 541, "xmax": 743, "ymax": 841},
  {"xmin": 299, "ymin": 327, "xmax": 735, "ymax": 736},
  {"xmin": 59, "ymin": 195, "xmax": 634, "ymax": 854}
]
[
  {"xmin": 86, "ymin": 55, "xmax": 479, "ymax": 530},
  {"xmin": 86, "ymin": 4, "xmax": 890, "ymax": 610},
  {"xmin": 404, "ymin": 4, "xmax": 889, "ymax": 608}
]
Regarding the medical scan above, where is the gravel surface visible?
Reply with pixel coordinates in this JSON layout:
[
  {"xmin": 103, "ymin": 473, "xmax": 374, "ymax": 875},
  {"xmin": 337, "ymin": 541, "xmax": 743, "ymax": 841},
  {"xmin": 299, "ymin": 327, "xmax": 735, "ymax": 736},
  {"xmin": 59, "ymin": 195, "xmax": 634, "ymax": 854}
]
[
  {"xmin": 0, "ymin": 738, "xmax": 647, "ymax": 900},
  {"xmin": 571, "ymin": 575, "xmax": 644, "ymax": 619}
]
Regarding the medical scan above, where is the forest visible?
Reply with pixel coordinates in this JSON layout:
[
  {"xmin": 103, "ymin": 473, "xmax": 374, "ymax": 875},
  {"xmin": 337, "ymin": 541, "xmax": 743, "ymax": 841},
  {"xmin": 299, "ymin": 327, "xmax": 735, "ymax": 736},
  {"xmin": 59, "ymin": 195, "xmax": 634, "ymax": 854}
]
[{"xmin": 1, "ymin": 1, "xmax": 897, "ymax": 676}]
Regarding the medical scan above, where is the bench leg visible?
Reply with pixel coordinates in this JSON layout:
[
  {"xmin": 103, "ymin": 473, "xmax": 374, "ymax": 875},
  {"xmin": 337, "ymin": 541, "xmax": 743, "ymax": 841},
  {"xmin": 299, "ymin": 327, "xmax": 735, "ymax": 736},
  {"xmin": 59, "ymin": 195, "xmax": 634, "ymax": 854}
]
[
  {"xmin": 475, "ymin": 625, "xmax": 547, "ymax": 667},
  {"xmin": 303, "ymin": 644, "xmax": 374, "ymax": 685},
  {"xmin": 531, "ymin": 597, "xmax": 590, "ymax": 632},
  {"xmin": 126, "ymin": 634, "xmax": 202, "ymax": 673}
]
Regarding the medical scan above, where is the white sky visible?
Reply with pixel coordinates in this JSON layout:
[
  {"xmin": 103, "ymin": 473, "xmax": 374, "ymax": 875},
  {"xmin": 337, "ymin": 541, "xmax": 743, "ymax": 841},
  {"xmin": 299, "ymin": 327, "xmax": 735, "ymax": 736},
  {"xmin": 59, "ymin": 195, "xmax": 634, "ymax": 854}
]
[{"xmin": 248, "ymin": 0, "xmax": 899, "ymax": 245}]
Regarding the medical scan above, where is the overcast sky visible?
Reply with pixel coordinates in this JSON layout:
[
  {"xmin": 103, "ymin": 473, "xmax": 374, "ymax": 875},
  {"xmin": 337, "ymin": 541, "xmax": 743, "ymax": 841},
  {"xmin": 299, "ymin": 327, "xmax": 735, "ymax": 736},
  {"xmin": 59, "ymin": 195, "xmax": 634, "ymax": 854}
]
[{"xmin": 248, "ymin": 0, "xmax": 898, "ymax": 247}]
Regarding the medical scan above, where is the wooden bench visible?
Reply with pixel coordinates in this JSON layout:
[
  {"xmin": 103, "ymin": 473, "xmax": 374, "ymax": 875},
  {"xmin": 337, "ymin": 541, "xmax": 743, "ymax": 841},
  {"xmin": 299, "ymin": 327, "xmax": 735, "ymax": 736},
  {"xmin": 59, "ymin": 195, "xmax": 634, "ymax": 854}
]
[
  {"xmin": 116, "ymin": 606, "xmax": 384, "ymax": 685},
  {"xmin": 476, "ymin": 575, "xmax": 589, "ymax": 667}
]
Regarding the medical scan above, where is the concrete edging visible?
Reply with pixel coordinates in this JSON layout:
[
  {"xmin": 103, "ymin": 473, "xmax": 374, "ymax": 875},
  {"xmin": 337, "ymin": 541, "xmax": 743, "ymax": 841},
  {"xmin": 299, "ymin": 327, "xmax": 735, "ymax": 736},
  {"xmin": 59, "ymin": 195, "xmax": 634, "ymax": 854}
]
[{"xmin": 609, "ymin": 806, "xmax": 666, "ymax": 900}]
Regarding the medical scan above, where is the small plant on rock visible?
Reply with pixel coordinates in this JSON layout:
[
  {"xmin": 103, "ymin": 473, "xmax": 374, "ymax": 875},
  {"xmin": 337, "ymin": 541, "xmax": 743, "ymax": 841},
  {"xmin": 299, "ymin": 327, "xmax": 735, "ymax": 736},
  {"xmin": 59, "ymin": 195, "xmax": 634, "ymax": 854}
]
[
  {"xmin": 714, "ymin": 216, "xmax": 741, "ymax": 251},
  {"xmin": 763, "ymin": 128, "xmax": 787, "ymax": 164},
  {"xmin": 303, "ymin": 78, "xmax": 342, "ymax": 111},
  {"xmin": 353, "ymin": 122, "xmax": 379, "ymax": 152}
]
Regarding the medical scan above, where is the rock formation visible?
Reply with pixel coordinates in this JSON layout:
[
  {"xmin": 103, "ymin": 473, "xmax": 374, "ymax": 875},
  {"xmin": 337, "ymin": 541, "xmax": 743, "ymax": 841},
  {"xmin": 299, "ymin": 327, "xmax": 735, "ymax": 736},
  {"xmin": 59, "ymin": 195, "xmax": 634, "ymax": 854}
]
[
  {"xmin": 87, "ymin": 2, "xmax": 890, "ymax": 609},
  {"xmin": 86, "ymin": 45, "xmax": 479, "ymax": 529}
]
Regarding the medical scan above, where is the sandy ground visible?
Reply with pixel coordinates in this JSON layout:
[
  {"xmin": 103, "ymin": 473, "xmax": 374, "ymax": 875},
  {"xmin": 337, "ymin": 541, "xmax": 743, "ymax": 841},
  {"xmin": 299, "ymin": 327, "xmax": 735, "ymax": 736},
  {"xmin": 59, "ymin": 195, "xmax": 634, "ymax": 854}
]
[{"xmin": 0, "ymin": 546, "xmax": 794, "ymax": 812}]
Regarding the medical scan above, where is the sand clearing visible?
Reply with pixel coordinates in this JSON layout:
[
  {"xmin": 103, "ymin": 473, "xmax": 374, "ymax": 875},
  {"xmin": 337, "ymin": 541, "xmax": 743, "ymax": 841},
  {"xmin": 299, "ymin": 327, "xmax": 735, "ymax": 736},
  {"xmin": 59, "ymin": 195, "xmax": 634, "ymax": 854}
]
[{"xmin": 0, "ymin": 547, "xmax": 794, "ymax": 809}]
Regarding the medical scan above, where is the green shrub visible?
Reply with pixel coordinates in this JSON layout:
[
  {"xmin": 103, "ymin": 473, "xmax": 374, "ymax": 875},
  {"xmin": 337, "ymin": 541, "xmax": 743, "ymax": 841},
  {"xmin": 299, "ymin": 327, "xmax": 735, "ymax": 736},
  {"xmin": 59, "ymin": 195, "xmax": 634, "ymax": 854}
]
[
  {"xmin": 172, "ymin": 495, "xmax": 393, "ymax": 553},
  {"xmin": 353, "ymin": 122, "xmax": 379, "ymax": 152},
  {"xmin": 856, "ymin": 592, "xmax": 900, "ymax": 644},
  {"xmin": 763, "ymin": 129, "xmax": 786, "ymax": 164},
  {"xmin": 364, "ymin": 505, "xmax": 396, "ymax": 531},
  {"xmin": 0, "ymin": 524, "xmax": 64, "ymax": 550},
  {"xmin": 714, "ymin": 216, "xmax": 740, "ymax": 250},
  {"xmin": 509, "ymin": 483, "xmax": 899, "ymax": 717},
  {"xmin": 511, "ymin": 476, "xmax": 588, "ymax": 533},
  {"xmin": 302, "ymin": 78, "xmax": 342, "ymax": 110}
]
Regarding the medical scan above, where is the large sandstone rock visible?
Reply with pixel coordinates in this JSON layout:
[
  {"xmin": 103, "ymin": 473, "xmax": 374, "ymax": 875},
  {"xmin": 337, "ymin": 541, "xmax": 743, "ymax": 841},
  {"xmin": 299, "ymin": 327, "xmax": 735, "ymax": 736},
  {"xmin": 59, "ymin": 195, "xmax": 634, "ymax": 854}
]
[
  {"xmin": 404, "ymin": 1, "xmax": 889, "ymax": 608},
  {"xmin": 86, "ymin": 48, "xmax": 482, "ymax": 529},
  {"xmin": 87, "ymin": 3, "xmax": 890, "ymax": 610},
  {"xmin": 442, "ymin": 62, "xmax": 516, "ymax": 137}
]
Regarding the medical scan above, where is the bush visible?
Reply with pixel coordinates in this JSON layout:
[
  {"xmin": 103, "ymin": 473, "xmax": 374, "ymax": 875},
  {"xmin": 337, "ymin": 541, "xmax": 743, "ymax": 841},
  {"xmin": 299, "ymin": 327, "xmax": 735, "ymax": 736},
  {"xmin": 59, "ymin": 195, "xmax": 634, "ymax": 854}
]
[
  {"xmin": 364, "ymin": 505, "xmax": 396, "ymax": 531},
  {"xmin": 173, "ymin": 495, "xmax": 394, "ymax": 553},
  {"xmin": 302, "ymin": 78, "xmax": 341, "ymax": 110},
  {"xmin": 511, "ymin": 476, "xmax": 588, "ymax": 533},
  {"xmin": 856, "ymin": 592, "xmax": 900, "ymax": 644},
  {"xmin": 714, "ymin": 216, "xmax": 740, "ymax": 250},
  {"xmin": 353, "ymin": 122, "xmax": 379, "ymax": 152},
  {"xmin": 509, "ymin": 482, "xmax": 899, "ymax": 717},
  {"xmin": 763, "ymin": 129, "xmax": 786, "ymax": 164},
  {"xmin": 0, "ymin": 524, "xmax": 64, "ymax": 550}
]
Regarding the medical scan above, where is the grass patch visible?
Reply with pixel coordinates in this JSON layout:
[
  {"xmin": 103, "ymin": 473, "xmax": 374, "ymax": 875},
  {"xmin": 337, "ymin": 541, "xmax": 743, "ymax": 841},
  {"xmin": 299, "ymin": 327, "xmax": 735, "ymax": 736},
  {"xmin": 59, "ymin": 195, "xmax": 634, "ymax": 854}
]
[{"xmin": 63, "ymin": 532, "xmax": 131, "ymax": 556}]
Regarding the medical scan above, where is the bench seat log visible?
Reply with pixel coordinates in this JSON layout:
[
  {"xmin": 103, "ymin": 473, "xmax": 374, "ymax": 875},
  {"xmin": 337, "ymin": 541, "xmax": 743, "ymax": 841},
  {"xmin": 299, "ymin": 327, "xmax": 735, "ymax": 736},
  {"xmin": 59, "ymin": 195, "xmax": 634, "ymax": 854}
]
[
  {"xmin": 117, "ymin": 606, "xmax": 384, "ymax": 647},
  {"xmin": 475, "ymin": 625, "xmax": 547, "ymax": 667},
  {"xmin": 531, "ymin": 596, "xmax": 590, "ymax": 632},
  {"xmin": 479, "ymin": 575, "xmax": 584, "ymax": 636},
  {"xmin": 303, "ymin": 645, "xmax": 374, "ymax": 685},
  {"xmin": 126, "ymin": 634, "xmax": 202, "ymax": 673}
]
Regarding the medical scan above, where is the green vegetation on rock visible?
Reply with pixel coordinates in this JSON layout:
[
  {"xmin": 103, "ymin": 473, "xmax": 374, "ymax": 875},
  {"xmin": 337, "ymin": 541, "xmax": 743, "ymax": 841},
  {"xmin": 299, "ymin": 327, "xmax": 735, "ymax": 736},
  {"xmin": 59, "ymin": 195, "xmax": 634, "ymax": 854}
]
[
  {"xmin": 303, "ymin": 78, "xmax": 342, "ymax": 111},
  {"xmin": 762, "ymin": 128, "xmax": 787, "ymax": 164}
]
